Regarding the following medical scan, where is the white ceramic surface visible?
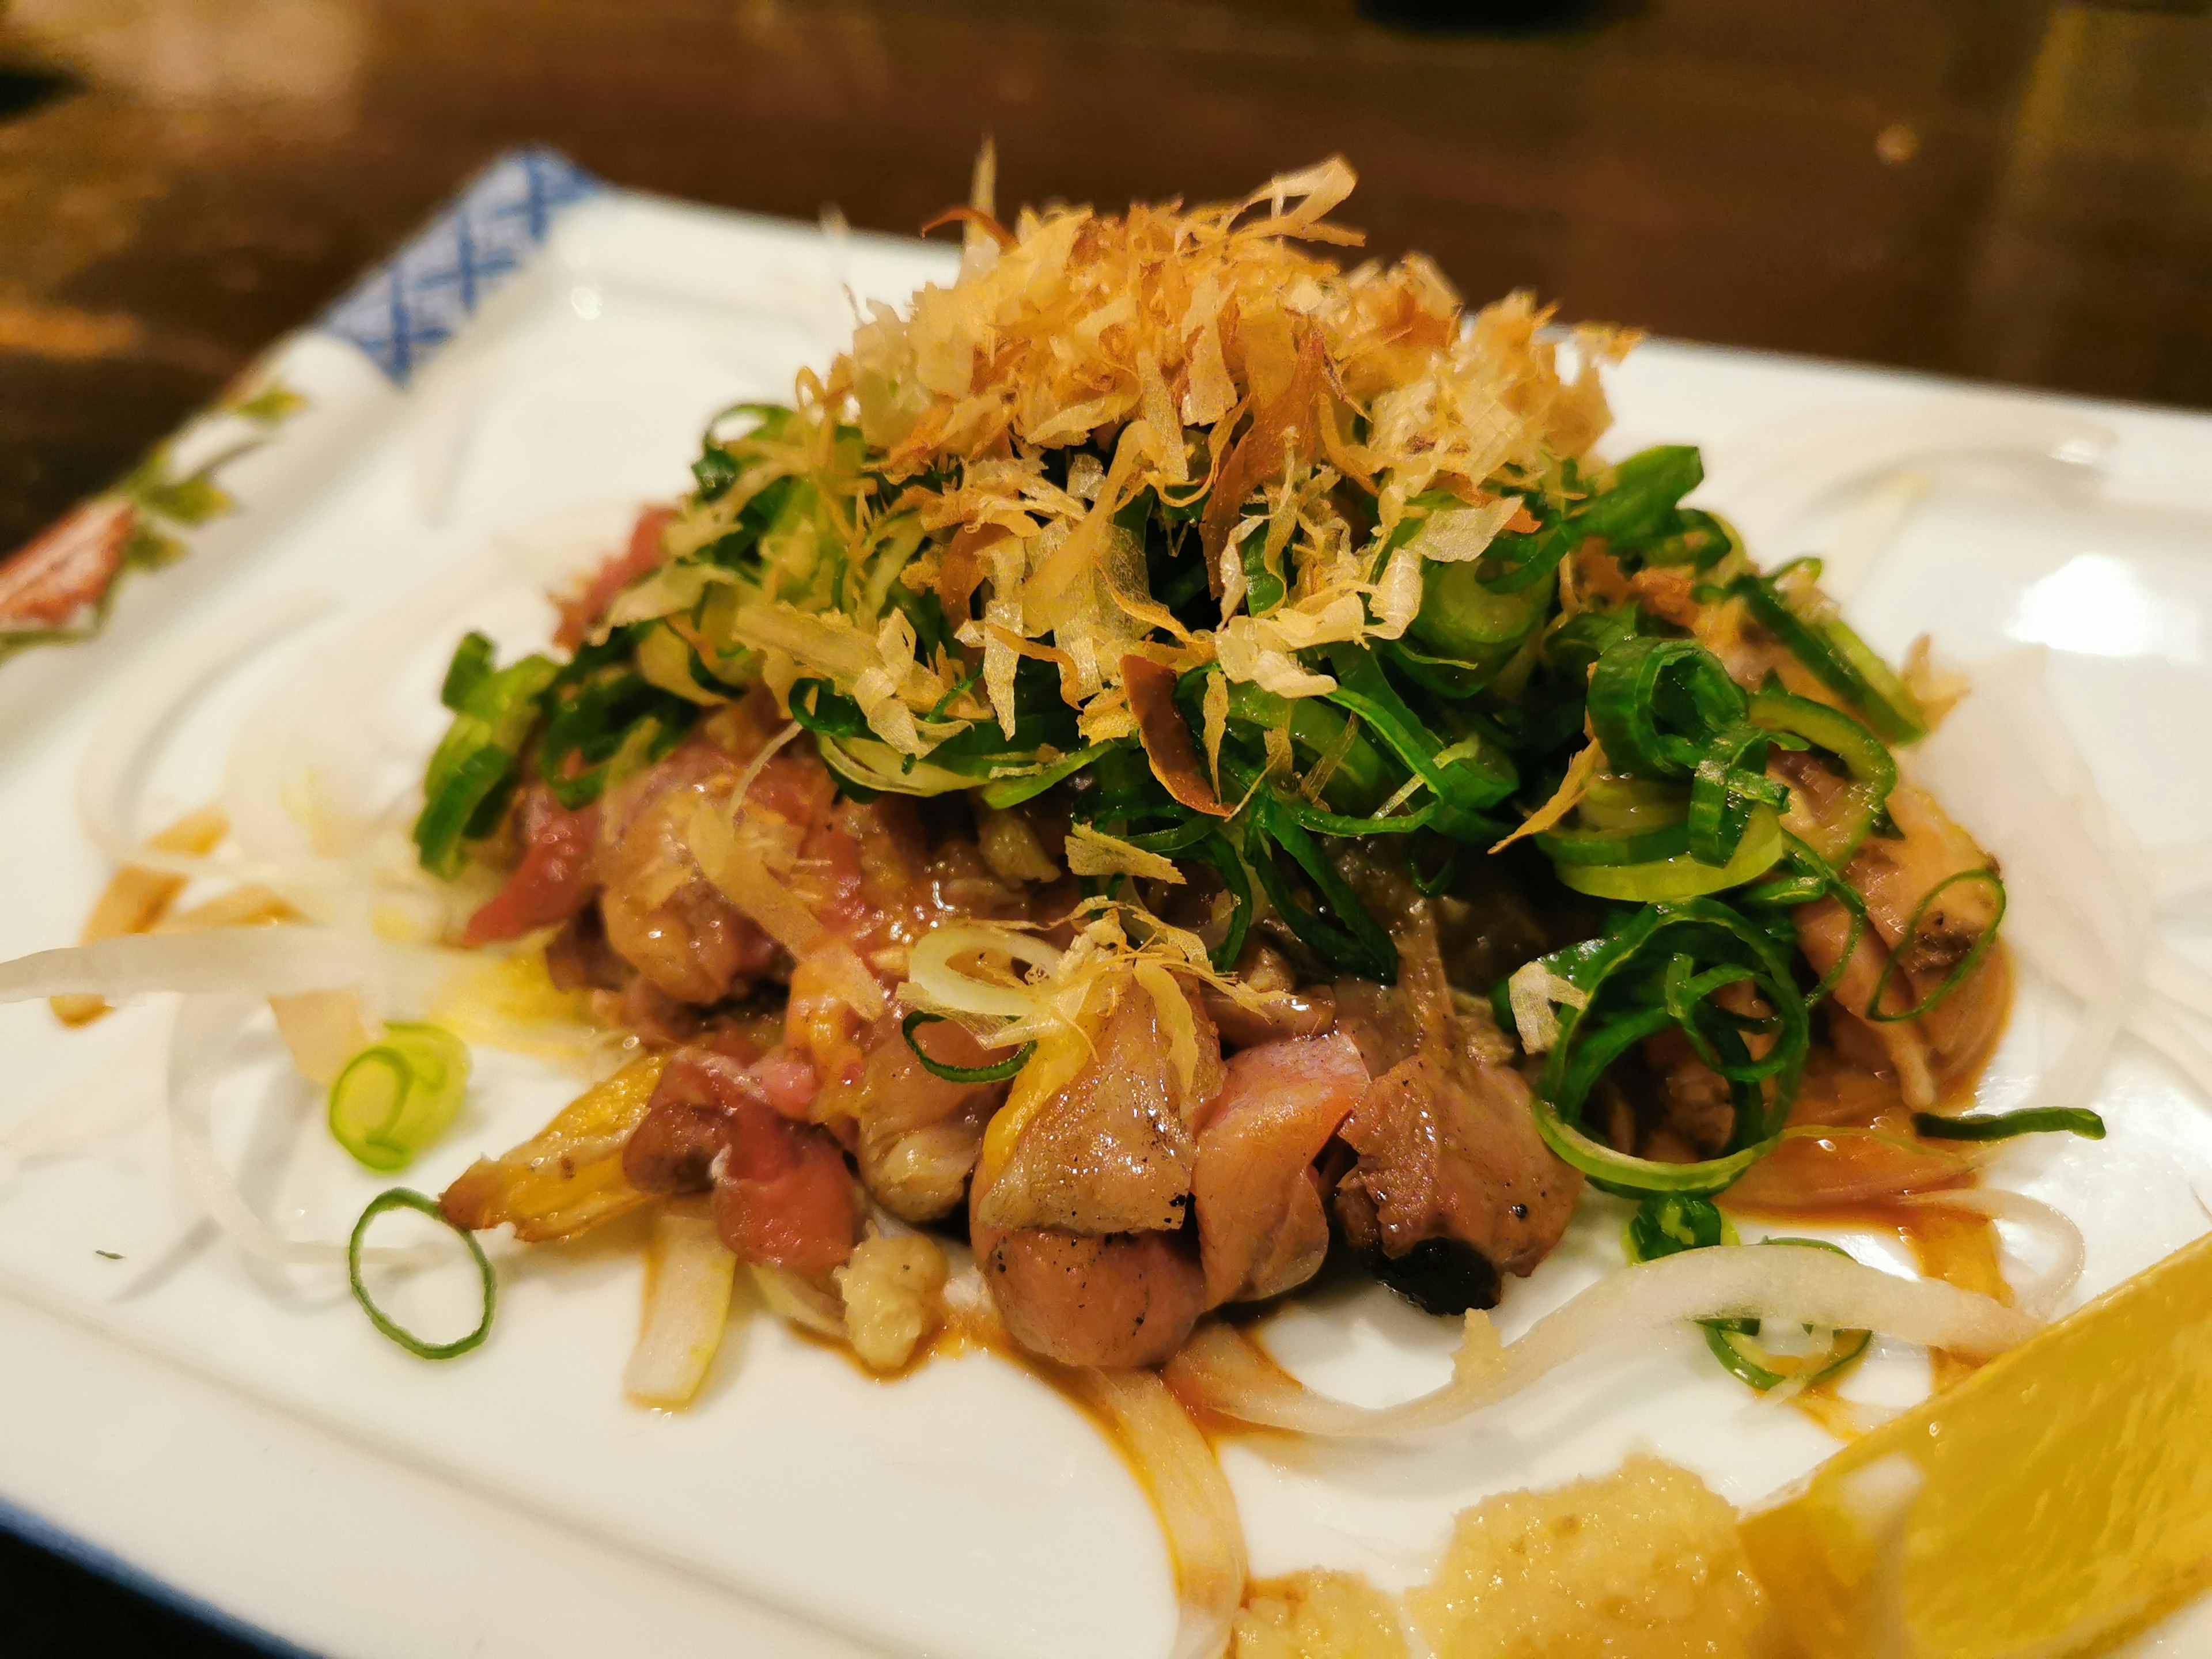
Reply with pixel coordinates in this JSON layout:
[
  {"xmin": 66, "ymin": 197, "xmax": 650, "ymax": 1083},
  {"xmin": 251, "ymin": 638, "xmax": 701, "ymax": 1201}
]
[{"xmin": 0, "ymin": 188, "xmax": 2206, "ymax": 1658}]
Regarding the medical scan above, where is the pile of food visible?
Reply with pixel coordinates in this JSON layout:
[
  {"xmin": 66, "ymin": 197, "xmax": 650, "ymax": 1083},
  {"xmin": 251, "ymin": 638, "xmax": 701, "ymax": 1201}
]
[
  {"xmin": 418, "ymin": 157, "xmax": 2033, "ymax": 1383},
  {"xmin": 18, "ymin": 158, "xmax": 2171, "ymax": 1659}
]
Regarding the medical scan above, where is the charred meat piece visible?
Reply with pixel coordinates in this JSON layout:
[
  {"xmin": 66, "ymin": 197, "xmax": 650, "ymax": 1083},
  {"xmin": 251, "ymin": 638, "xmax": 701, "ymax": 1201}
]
[
  {"xmin": 970, "ymin": 972, "xmax": 1225, "ymax": 1365},
  {"xmin": 1328, "ymin": 870, "xmax": 1582, "ymax": 1309},
  {"xmin": 976, "ymin": 979, "xmax": 1224, "ymax": 1237},
  {"xmin": 972, "ymin": 1215, "xmax": 1206, "ymax": 1370}
]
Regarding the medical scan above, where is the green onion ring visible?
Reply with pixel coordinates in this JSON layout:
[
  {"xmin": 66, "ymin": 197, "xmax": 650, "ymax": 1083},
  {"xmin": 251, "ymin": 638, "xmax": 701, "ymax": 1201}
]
[
  {"xmin": 1531, "ymin": 899, "xmax": 1809, "ymax": 1196},
  {"xmin": 900, "ymin": 1012, "xmax": 1034, "ymax": 1084},
  {"xmin": 1912, "ymin": 1107, "xmax": 2106, "ymax": 1142},
  {"xmin": 1701, "ymin": 1238, "xmax": 1872, "ymax": 1391},
  {"xmin": 1863, "ymin": 868, "xmax": 2007, "ymax": 1023},
  {"xmin": 348, "ymin": 1188, "xmax": 496, "ymax": 1361}
]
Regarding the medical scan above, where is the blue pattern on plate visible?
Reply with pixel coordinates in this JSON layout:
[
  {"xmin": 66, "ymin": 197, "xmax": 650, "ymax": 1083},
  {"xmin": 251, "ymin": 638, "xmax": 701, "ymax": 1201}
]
[{"xmin": 316, "ymin": 147, "xmax": 601, "ymax": 385}]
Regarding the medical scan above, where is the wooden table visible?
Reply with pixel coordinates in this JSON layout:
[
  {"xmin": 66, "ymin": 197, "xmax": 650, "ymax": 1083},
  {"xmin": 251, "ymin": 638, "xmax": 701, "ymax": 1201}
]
[
  {"xmin": 5, "ymin": 0, "xmax": 2212, "ymax": 559},
  {"xmin": 1, "ymin": 0, "xmax": 2210, "ymax": 1650}
]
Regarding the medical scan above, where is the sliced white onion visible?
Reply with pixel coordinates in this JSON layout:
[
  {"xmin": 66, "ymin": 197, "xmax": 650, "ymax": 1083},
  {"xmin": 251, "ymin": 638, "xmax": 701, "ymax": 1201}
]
[
  {"xmin": 901, "ymin": 923, "xmax": 1065, "ymax": 1021},
  {"xmin": 0, "ymin": 927, "xmax": 449, "ymax": 1011},
  {"xmin": 1894, "ymin": 1189, "xmax": 2085, "ymax": 1321},
  {"xmin": 625, "ymin": 1203, "xmax": 740, "ymax": 1407},
  {"xmin": 752, "ymin": 1264, "xmax": 846, "ymax": 1339},
  {"xmin": 1911, "ymin": 647, "xmax": 2176, "ymax": 1107},
  {"xmin": 1165, "ymin": 1246, "xmax": 2039, "ymax": 1440},
  {"xmin": 1062, "ymin": 1367, "xmax": 1246, "ymax": 1659},
  {"xmin": 74, "ymin": 592, "xmax": 333, "ymax": 870}
]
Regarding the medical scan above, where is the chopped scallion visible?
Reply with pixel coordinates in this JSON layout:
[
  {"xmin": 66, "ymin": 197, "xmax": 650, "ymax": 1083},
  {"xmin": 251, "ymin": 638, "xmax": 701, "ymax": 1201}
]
[{"xmin": 348, "ymin": 1188, "xmax": 495, "ymax": 1360}]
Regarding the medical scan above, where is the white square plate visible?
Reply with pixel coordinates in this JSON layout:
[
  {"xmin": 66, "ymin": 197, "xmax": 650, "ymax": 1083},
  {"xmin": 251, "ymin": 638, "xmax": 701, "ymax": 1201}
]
[{"xmin": 0, "ymin": 170, "xmax": 2206, "ymax": 1658}]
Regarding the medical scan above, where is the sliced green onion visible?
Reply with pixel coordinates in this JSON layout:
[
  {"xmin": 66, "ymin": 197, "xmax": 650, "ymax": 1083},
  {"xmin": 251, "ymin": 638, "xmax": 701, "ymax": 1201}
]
[
  {"xmin": 1556, "ymin": 805, "xmax": 1784, "ymax": 902},
  {"xmin": 1742, "ymin": 832, "xmax": 1869, "ymax": 1007},
  {"xmin": 438, "ymin": 631, "xmax": 496, "ymax": 711},
  {"xmin": 328, "ymin": 1022, "xmax": 472, "ymax": 1173},
  {"xmin": 348, "ymin": 1188, "xmax": 496, "ymax": 1361},
  {"xmin": 979, "ymin": 743, "xmax": 1120, "ymax": 809},
  {"xmin": 1734, "ymin": 574, "xmax": 1926, "ymax": 744},
  {"xmin": 1529, "ymin": 898, "xmax": 1809, "ymax": 1197},
  {"xmin": 1642, "ymin": 507, "xmax": 1743, "ymax": 572},
  {"xmin": 1575, "ymin": 445, "xmax": 1705, "ymax": 550},
  {"xmin": 1321, "ymin": 646, "xmax": 1515, "ymax": 834},
  {"xmin": 1863, "ymin": 868, "xmax": 2007, "ymax": 1023},
  {"xmin": 900, "ymin": 1012, "xmax": 1033, "ymax": 1084},
  {"xmin": 1622, "ymin": 1192, "xmax": 1736, "ymax": 1262},
  {"xmin": 1748, "ymin": 689, "xmax": 1895, "ymax": 867},
  {"xmin": 1537, "ymin": 819, "xmax": 1693, "ymax": 867},
  {"xmin": 1407, "ymin": 560, "xmax": 1551, "ymax": 679},
  {"xmin": 414, "ymin": 645, "xmax": 560, "ymax": 876},
  {"xmin": 1247, "ymin": 797, "xmax": 1398, "ymax": 984},
  {"xmin": 1686, "ymin": 722, "xmax": 1786, "ymax": 865},
  {"xmin": 1703, "ymin": 1238, "xmax": 1872, "ymax": 1391},
  {"xmin": 1912, "ymin": 1107, "xmax": 2106, "ymax": 1142},
  {"xmin": 1586, "ymin": 637, "xmax": 1749, "ymax": 780}
]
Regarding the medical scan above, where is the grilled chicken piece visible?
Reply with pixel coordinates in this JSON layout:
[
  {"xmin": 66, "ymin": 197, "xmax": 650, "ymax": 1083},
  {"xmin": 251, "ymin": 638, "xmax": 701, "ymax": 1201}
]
[
  {"xmin": 1794, "ymin": 781, "xmax": 2009, "ymax": 1112},
  {"xmin": 1329, "ymin": 880, "xmax": 1582, "ymax": 1310},
  {"xmin": 971, "ymin": 1222, "xmax": 1207, "ymax": 1369},
  {"xmin": 623, "ymin": 1048, "xmax": 859, "ymax": 1274},
  {"xmin": 596, "ymin": 740, "xmax": 784, "ymax": 1005},
  {"xmin": 970, "ymin": 971, "xmax": 1225, "ymax": 1366},
  {"xmin": 1190, "ymin": 1032, "xmax": 1367, "ymax": 1306},
  {"xmin": 813, "ymin": 1014, "xmax": 1007, "ymax": 1224},
  {"xmin": 975, "ymin": 979, "xmax": 1224, "ymax": 1236}
]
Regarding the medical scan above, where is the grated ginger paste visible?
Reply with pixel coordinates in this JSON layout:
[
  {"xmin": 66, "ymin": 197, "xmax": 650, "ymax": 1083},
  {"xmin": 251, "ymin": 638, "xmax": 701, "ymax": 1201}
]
[
  {"xmin": 1407, "ymin": 1455, "xmax": 1788, "ymax": 1659},
  {"xmin": 1234, "ymin": 1569, "xmax": 1410, "ymax": 1659}
]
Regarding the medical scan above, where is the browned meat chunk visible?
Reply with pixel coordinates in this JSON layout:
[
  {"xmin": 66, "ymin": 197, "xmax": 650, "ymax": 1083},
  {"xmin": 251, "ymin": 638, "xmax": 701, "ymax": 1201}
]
[
  {"xmin": 623, "ymin": 1048, "xmax": 859, "ymax": 1274},
  {"xmin": 1328, "ymin": 881, "xmax": 1582, "ymax": 1310},
  {"xmin": 596, "ymin": 740, "xmax": 783, "ymax": 1005},
  {"xmin": 976, "ymin": 979, "xmax": 1224, "ymax": 1236},
  {"xmin": 812, "ymin": 1014, "xmax": 1007, "ymax": 1224},
  {"xmin": 974, "ymin": 1223, "xmax": 1206, "ymax": 1370}
]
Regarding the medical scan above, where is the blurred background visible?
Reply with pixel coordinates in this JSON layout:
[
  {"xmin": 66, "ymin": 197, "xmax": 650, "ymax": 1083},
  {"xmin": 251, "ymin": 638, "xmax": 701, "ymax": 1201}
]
[
  {"xmin": 5, "ymin": 0, "xmax": 2212, "ymax": 559},
  {"xmin": 0, "ymin": 0, "xmax": 2209, "ymax": 1643}
]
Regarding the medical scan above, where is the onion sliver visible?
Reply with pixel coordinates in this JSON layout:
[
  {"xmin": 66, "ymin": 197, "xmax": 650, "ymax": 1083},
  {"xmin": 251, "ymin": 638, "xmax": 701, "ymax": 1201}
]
[
  {"xmin": 0, "ymin": 927, "xmax": 442, "ymax": 1008},
  {"xmin": 902, "ymin": 923, "xmax": 1066, "ymax": 1021},
  {"xmin": 1895, "ymin": 1188, "xmax": 2085, "ymax": 1321},
  {"xmin": 625, "ymin": 1203, "xmax": 740, "ymax": 1406},
  {"xmin": 753, "ymin": 1264, "xmax": 846, "ymax": 1339},
  {"xmin": 75, "ymin": 591, "xmax": 332, "ymax": 871},
  {"xmin": 1165, "ymin": 1247, "xmax": 2039, "ymax": 1440},
  {"xmin": 1063, "ymin": 1368, "xmax": 1245, "ymax": 1659}
]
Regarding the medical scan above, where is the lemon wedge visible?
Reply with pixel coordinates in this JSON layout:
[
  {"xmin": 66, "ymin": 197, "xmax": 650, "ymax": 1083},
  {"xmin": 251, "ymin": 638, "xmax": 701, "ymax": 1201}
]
[{"xmin": 1739, "ymin": 1229, "xmax": 2212, "ymax": 1658}]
